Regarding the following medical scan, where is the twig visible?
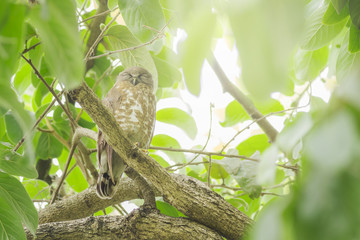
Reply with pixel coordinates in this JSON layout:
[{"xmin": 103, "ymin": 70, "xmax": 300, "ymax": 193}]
[
  {"xmin": 80, "ymin": 7, "xmax": 119, "ymax": 23},
  {"xmin": 12, "ymin": 91, "xmax": 64, "ymax": 152},
  {"xmin": 22, "ymin": 42, "xmax": 41, "ymax": 54},
  {"xmin": 84, "ymin": 11, "xmax": 121, "ymax": 61},
  {"xmin": 50, "ymin": 127, "xmax": 97, "ymax": 204},
  {"xmin": 87, "ymin": 20, "xmax": 171, "ymax": 61},
  {"xmin": 21, "ymin": 55, "xmax": 77, "ymax": 128},
  {"xmin": 208, "ymin": 53, "xmax": 278, "ymax": 143},
  {"xmin": 220, "ymin": 104, "xmax": 310, "ymax": 153},
  {"xmin": 151, "ymin": 146, "xmax": 298, "ymax": 171},
  {"xmin": 176, "ymin": 104, "xmax": 213, "ymax": 171}
]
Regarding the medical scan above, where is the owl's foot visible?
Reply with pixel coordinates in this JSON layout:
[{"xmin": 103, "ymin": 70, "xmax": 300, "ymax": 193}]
[{"xmin": 133, "ymin": 142, "xmax": 149, "ymax": 155}]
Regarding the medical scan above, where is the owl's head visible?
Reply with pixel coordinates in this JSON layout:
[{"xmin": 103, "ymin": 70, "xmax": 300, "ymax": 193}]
[{"xmin": 118, "ymin": 66, "xmax": 153, "ymax": 88}]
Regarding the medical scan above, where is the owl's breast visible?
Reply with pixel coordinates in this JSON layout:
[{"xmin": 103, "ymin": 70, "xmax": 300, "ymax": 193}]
[{"xmin": 112, "ymin": 83, "xmax": 156, "ymax": 148}]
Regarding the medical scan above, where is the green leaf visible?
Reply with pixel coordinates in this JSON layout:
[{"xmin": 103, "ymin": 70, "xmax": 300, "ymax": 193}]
[
  {"xmin": 221, "ymin": 99, "xmax": 284, "ymax": 127},
  {"xmin": 29, "ymin": 0, "xmax": 84, "ymax": 89},
  {"xmin": 229, "ymin": 0, "xmax": 304, "ymax": 99},
  {"xmin": 180, "ymin": 10, "xmax": 215, "ymax": 96},
  {"xmin": 349, "ymin": 23, "xmax": 360, "ymax": 53},
  {"xmin": 0, "ymin": 172, "xmax": 38, "ymax": 235},
  {"xmin": 23, "ymin": 179, "xmax": 50, "ymax": 200},
  {"xmin": 151, "ymin": 134, "xmax": 185, "ymax": 163},
  {"xmin": 4, "ymin": 112, "xmax": 23, "ymax": 144},
  {"xmin": 149, "ymin": 153, "xmax": 169, "ymax": 168},
  {"xmin": 152, "ymin": 55, "xmax": 181, "ymax": 88},
  {"xmin": 36, "ymin": 132, "xmax": 63, "ymax": 159},
  {"xmin": 294, "ymin": 46, "xmax": 329, "ymax": 82},
  {"xmin": 156, "ymin": 201, "xmax": 179, "ymax": 217},
  {"xmin": 156, "ymin": 108, "xmax": 197, "ymax": 139},
  {"xmin": 331, "ymin": 0, "xmax": 348, "ymax": 14},
  {"xmin": 349, "ymin": 0, "xmax": 360, "ymax": 28},
  {"xmin": 336, "ymin": 30, "xmax": 360, "ymax": 83},
  {"xmin": 0, "ymin": 1, "xmax": 26, "ymax": 81},
  {"xmin": 301, "ymin": 5, "xmax": 348, "ymax": 50},
  {"xmin": 118, "ymin": 0, "xmax": 165, "ymax": 44},
  {"xmin": 323, "ymin": 1, "xmax": 349, "ymax": 24},
  {"xmin": 107, "ymin": 25, "xmax": 158, "ymax": 88},
  {"xmin": 236, "ymin": 134, "xmax": 271, "ymax": 157},
  {"xmin": 0, "ymin": 150, "xmax": 38, "ymax": 178},
  {"xmin": 215, "ymin": 149, "xmax": 261, "ymax": 199},
  {"xmin": 0, "ymin": 197, "xmax": 26, "ymax": 240}
]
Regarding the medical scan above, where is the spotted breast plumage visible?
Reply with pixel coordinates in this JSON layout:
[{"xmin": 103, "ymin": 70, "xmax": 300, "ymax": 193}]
[{"xmin": 96, "ymin": 66, "xmax": 156, "ymax": 198}]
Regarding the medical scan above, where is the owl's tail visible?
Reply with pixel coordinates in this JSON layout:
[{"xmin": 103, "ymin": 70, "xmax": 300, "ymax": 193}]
[{"xmin": 96, "ymin": 172, "xmax": 117, "ymax": 198}]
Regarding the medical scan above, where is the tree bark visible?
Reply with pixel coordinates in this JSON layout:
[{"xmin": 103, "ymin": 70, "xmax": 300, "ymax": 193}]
[
  {"xmin": 68, "ymin": 83, "xmax": 253, "ymax": 239},
  {"xmin": 28, "ymin": 208, "xmax": 222, "ymax": 240}
]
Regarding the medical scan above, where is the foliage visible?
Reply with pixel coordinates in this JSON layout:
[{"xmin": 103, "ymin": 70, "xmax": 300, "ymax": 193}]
[{"xmin": 0, "ymin": 0, "xmax": 360, "ymax": 239}]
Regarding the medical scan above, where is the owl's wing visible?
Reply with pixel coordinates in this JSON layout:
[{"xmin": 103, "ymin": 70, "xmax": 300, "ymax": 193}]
[{"xmin": 97, "ymin": 97, "xmax": 117, "ymax": 184}]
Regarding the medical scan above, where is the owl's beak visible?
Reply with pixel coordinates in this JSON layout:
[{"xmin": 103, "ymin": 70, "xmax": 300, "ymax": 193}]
[{"xmin": 132, "ymin": 77, "xmax": 139, "ymax": 86}]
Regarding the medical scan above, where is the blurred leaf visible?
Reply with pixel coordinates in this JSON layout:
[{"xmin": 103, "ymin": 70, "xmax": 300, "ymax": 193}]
[
  {"xmin": 294, "ymin": 46, "xmax": 329, "ymax": 82},
  {"xmin": 0, "ymin": 1, "xmax": 26, "ymax": 81},
  {"xmin": 304, "ymin": 109, "xmax": 356, "ymax": 170},
  {"xmin": 118, "ymin": 0, "xmax": 165, "ymax": 44},
  {"xmin": 331, "ymin": 0, "xmax": 348, "ymax": 14},
  {"xmin": 349, "ymin": 23, "xmax": 360, "ymax": 53},
  {"xmin": 301, "ymin": 5, "xmax": 348, "ymax": 50},
  {"xmin": 0, "ymin": 172, "xmax": 38, "ymax": 235},
  {"xmin": 156, "ymin": 200, "xmax": 179, "ymax": 217},
  {"xmin": 107, "ymin": 25, "xmax": 158, "ymax": 88},
  {"xmin": 180, "ymin": 10, "xmax": 215, "ymax": 96},
  {"xmin": 229, "ymin": 0, "xmax": 304, "ymax": 99},
  {"xmin": 5, "ymin": 112, "xmax": 23, "ymax": 144},
  {"xmin": 0, "ymin": 150, "xmax": 38, "ymax": 178},
  {"xmin": 152, "ymin": 55, "xmax": 181, "ymax": 88},
  {"xmin": 257, "ymin": 145, "xmax": 278, "ymax": 185},
  {"xmin": 156, "ymin": 108, "xmax": 197, "ymax": 139},
  {"xmin": 276, "ymin": 112, "xmax": 313, "ymax": 155},
  {"xmin": 36, "ymin": 132, "xmax": 63, "ymax": 159},
  {"xmin": 349, "ymin": 0, "xmax": 360, "ymax": 28},
  {"xmin": 151, "ymin": 134, "xmax": 184, "ymax": 163},
  {"xmin": 221, "ymin": 99, "xmax": 284, "ymax": 127},
  {"xmin": 0, "ymin": 197, "xmax": 26, "ymax": 240},
  {"xmin": 323, "ymin": 1, "xmax": 349, "ymax": 24},
  {"xmin": 13, "ymin": 63, "xmax": 31, "ymax": 96},
  {"xmin": 33, "ymin": 77, "xmax": 53, "ymax": 107},
  {"xmin": 29, "ymin": 0, "xmax": 84, "ymax": 89},
  {"xmin": 237, "ymin": 134, "xmax": 271, "ymax": 158}
]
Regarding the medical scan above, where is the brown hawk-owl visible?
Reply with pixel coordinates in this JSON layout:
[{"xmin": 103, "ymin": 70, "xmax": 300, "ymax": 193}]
[{"xmin": 96, "ymin": 66, "xmax": 156, "ymax": 198}]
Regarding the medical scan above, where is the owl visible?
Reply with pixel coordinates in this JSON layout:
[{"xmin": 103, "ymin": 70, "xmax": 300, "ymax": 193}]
[{"xmin": 96, "ymin": 66, "xmax": 156, "ymax": 198}]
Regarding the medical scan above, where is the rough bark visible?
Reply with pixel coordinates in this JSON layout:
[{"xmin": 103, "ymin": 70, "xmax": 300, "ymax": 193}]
[
  {"xmin": 28, "ymin": 208, "xmax": 222, "ymax": 240},
  {"xmin": 69, "ymin": 83, "xmax": 253, "ymax": 239}
]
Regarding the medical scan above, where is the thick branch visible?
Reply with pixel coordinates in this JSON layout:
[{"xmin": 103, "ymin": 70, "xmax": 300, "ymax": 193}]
[
  {"xmin": 29, "ymin": 210, "xmax": 222, "ymax": 240},
  {"xmin": 69, "ymin": 84, "xmax": 252, "ymax": 239},
  {"xmin": 38, "ymin": 178, "xmax": 142, "ymax": 224},
  {"xmin": 208, "ymin": 54, "xmax": 278, "ymax": 143}
]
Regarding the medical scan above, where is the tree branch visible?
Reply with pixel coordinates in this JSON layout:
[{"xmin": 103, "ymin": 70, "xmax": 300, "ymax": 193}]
[
  {"xmin": 208, "ymin": 53, "xmax": 278, "ymax": 143},
  {"xmin": 66, "ymin": 83, "xmax": 254, "ymax": 239},
  {"xmin": 28, "ymin": 210, "xmax": 222, "ymax": 240}
]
